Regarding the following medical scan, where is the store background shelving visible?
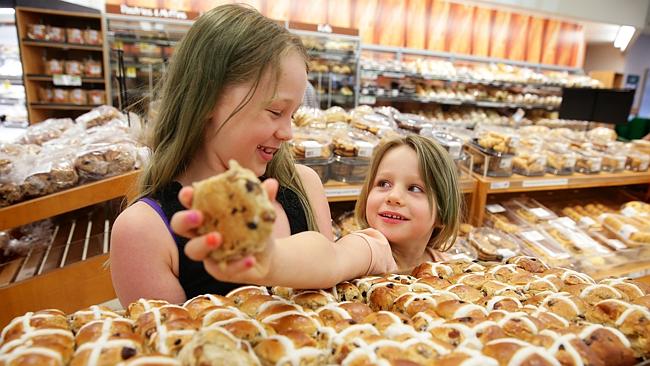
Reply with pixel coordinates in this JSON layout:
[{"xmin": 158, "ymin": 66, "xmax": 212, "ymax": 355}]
[
  {"xmin": 15, "ymin": 3, "xmax": 111, "ymax": 123},
  {"xmin": 2, "ymin": 2, "xmax": 649, "ymax": 329}
]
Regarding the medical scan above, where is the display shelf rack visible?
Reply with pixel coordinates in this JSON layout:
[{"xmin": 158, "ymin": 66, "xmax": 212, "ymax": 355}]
[
  {"xmin": 0, "ymin": 171, "xmax": 139, "ymax": 231},
  {"xmin": 469, "ymin": 170, "xmax": 650, "ymax": 225}
]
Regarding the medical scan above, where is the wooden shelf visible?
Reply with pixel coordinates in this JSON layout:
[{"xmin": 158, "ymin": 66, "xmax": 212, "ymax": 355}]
[
  {"xmin": 477, "ymin": 170, "xmax": 650, "ymax": 194},
  {"xmin": 0, "ymin": 171, "xmax": 139, "ymax": 230},
  {"xmin": 324, "ymin": 175, "xmax": 476, "ymax": 202},
  {"xmin": 22, "ymin": 40, "xmax": 103, "ymax": 52},
  {"xmin": 26, "ymin": 75, "xmax": 105, "ymax": 84},
  {"xmin": 470, "ymin": 170, "xmax": 650, "ymax": 225},
  {"xmin": 0, "ymin": 253, "xmax": 115, "ymax": 328},
  {"xmin": 29, "ymin": 103, "xmax": 102, "ymax": 110}
]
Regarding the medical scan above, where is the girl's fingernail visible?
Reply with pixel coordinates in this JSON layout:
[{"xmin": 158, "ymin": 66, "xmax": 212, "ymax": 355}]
[
  {"xmin": 206, "ymin": 233, "xmax": 219, "ymax": 248},
  {"xmin": 188, "ymin": 211, "xmax": 199, "ymax": 224}
]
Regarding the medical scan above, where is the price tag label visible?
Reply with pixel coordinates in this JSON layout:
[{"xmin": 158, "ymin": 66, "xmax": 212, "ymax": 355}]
[
  {"xmin": 522, "ymin": 178, "xmax": 568, "ymax": 188},
  {"xmin": 358, "ymin": 95, "xmax": 376, "ymax": 105},
  {"xmin": 382, "ymin": 71, "xmax": 404, "ymax": 79},
  {"xmin": 486, "ymin": 204, "xmax": 506, "ymax": 213},
  {"xmin": 579, "ymin": 216, "xmax": 597, "ymax": 227},
  {"xmin": 356, "ymin": 141, "xmax": 374, "ymax": 158},
  {"xmin": 490, "ymin": 181, "xmax": 510, "ymax": 190},
  {"xmin": 52, "ymin": 74, "xmax": 81, "ymax": 86},
  {"xmin": 126, "ymin": 67, "xmax": 137, "ymax": 78},
  {"xmin": 499, "ymin": 157, "xmax": 513, "ymax": 169},
  {"xmin": 317, "ymin": 23, "xmax": 333, "ymax": 33},
  {"xmin": 607, "ymin": 239, "xmax": 627, "ymax": 250},
  {"xmin": 496, "ymin": 248, "xmax": 516, "ymax": 259},
  {"xmin": 553, "ymin": 217, "xmax": 577, "ymax": 228},
  {"xmin": 325, "ymin": 187, "xmax": 361, "ymax": 198},
  {"xmin": 531, "ymin": 208, "xmax": 552, "ymax": 219},
  {"xmin": 521, "ymin": 230, "xmax": 545, "ymax": 242},
  {"xmin": 301, "ymin": 141, "xmax": 322, "ymax": 159}
]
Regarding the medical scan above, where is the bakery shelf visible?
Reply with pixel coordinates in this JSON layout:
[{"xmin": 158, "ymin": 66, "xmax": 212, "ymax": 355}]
[
  {"xmin": 25, "ymin": 74, "xmax": 105, "ymax": 84},
  {"xmin": 21, "ymin": 39, "xmax": 103, "ymax": 52},
  {"xmin": 29, "ymin": 102, "xmax": 102, "ymax": 110},
  {"xmin": 469, "ymin": 170, "xmax": 650, "ymax": 225},
  {"xmin": 0, "ymin": 170, "xmax": 139, "ymax": 231},
  {"xmin": 478, "ymin": 170, "xmax": 650, "ymax": 194},
  {"xmin": 370, "ymin": 95, "xmax": 558, "ymax": 110},
  {"xmin": 360, "ymin": 67, "xmax": 565, "ymax": 91}
]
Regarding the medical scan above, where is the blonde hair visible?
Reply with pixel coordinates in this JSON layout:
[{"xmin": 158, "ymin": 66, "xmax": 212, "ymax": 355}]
[
  {"xmin": 355, "ymin": 135, "xmax": 462, "ymax": 251},
  {"xmin": 133, "ymin": 4, "xmax": 318, "ymax": 231}
]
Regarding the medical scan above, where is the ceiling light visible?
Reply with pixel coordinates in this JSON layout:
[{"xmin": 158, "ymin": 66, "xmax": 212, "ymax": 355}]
[
  {"xmin": 0, "ymin": 8, "xmax": 15, "ymax": 15},
  {"xmin": 614, "ymin": 25, "xmax": 635, "ymax": 51}
]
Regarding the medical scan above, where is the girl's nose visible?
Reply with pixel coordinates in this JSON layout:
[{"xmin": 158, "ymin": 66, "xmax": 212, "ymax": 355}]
[{"xmin": 275, "ymin": 117, "xmax": 293, "ymax": 141}]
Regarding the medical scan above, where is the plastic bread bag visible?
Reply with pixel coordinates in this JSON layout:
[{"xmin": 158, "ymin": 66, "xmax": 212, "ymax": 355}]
[
  {"xmin": 394, "ymin": 112, "xmax": 432, "ymax": 134},
  {"xmin": 350, "ymin": 112, "xmax": 397, "ymax": 137},
  {"xmin": 0, "ymin": 152, "xmax": 32, "ymax": 207},
  {"xmin": 620, "ymin": 201, "xmax": 650, "ymax": 217},
  {"xmin": 2, "ymin": 219, "xmax": 54, "ymax": 258},
  {"xmin": 44, "ymin": 58, "xmax": 64, "ymax": 75},
  {"xmin": 335, "ymin": 211, "xmax": 360, "ymax": 237},
  {"xmin": 21, "ymin": 118, "xmax": 74, "ymax": 145},
  {"xmin": 21, "ymin": 150, "xmax": 78, "ymax": 197},
  {"xmin": 74, "ymin": 142, "xmax": 137, "ymax": 181},
  {"xmin": 75, "ymin": 105, "xmax": 127, "ymax": 129}
]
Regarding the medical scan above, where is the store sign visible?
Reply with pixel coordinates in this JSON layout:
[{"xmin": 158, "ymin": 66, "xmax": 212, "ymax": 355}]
[
  {"xmin": 106, "ymin": 4, "xmax": 197, "ymax": 20},
  {"xmin": 52, "ymin": 74, "xmax": 81, "ymax": 86}
]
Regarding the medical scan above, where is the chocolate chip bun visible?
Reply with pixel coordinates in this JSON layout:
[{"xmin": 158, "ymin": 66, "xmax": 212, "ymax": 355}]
[{"xmin": 192, "ymin": 160, "xmax": 276, "ymax": 263}]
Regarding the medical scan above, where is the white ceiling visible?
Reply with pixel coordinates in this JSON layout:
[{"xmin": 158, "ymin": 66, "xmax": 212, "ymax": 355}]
[{"xmin": 584, "ymin": 22, "xmax": 624, "ymax": 44}]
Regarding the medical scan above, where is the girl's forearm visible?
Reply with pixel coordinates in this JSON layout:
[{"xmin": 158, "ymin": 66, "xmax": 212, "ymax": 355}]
[{"xmin": 262, "ymin": 231, "xmax": 372, "ymax": 289}]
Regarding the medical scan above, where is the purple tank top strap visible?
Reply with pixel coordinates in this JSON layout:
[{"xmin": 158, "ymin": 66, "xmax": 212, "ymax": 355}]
[{"xmin": 139, "ymin": 197, "xmax": 174, "ymax": 237}]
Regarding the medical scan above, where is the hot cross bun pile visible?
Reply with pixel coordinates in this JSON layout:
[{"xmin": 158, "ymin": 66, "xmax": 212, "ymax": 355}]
[{"xmin": 2, "ymin": 256, "xmax": 649, "ymax": 365}]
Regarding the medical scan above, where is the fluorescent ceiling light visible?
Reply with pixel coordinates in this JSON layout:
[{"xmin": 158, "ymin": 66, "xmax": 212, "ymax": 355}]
[
  {"xmin": 614, "ymin": 25, "xmax": 635, "ymax": 51},
  {"xmin": 0, "ymin": 8, "xmax": 15, "ymax": 15}
]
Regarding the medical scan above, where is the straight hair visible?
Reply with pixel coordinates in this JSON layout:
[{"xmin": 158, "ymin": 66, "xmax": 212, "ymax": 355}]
[
  {"xmin": 355, "ymin": 134, "xmax": 463, "ymax": 251},
  {"xmin": 133, "ymin": 4, "xmax": 318, "ymax": 231}
]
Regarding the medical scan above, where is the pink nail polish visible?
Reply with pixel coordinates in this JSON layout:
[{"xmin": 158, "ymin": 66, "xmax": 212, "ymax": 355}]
[
  {"xmin": 244, "ymin": 258, "xmax": 255, "ymax": 268},
  {"xmin": 188, "ymin": 211, "xmax": 199, "ymax": 224}
]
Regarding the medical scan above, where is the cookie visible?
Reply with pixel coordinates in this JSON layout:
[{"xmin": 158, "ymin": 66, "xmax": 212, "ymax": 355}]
[{"xmin": 192, "ymin": 160, "xmax": 276, "ymax": 263}]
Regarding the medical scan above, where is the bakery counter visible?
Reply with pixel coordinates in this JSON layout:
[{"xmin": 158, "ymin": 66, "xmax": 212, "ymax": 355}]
[{"xmin": 0, "ymin": 171, "xmax": 139, "ymax": 231}]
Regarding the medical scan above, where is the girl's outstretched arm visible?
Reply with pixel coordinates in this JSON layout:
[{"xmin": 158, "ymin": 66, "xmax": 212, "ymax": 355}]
[{"xmin": 171, "ymin": 180, "xmax": 396, "ymax": 289}]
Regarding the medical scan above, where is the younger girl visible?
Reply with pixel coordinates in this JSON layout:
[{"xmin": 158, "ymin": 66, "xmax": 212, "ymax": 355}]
[{"xmin": 173, "ymin": 134, "xmax": 462, "ymax": 288}]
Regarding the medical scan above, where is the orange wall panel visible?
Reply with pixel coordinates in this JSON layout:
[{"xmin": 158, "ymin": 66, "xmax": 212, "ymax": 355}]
[
  {"xmin": 291, "ymin": 0, "xmax": 327, "ymax": 24},
  {"xmin": 541, "ymin": 19, "xmax": 561, "ymax": 65},
  {"xmin": 354, "ymin": 0, "xmax": 380, "ymax": 45},
  {"xmin": 327, "ymin": 0, "xmax": 352, "ymax": 28},
  {"xmin": 447, "ymin": 3, "xmax": 473, "ymax": 55},
  {"xmin": 490, "ymin": 10, "xmax": 511, "ymax": 59},
  {"xmin": 265, "ymin": 0, "xmax": 291, "ymax": 21},
  {"xmin": 507, "ymin": 14, "xmax": 529, "ymax": 61},
  {"xmin": 427, "ymin": 0, "xmax": 450, "ymax": 51},
  {"xmin": 405, "ymin": 0, "xmax": 429, "ymax": 49},
  {"xmin": 107, "ymin": 0, "xmax": 585, "ymax": 67},
  {"xmin": 471, "ymin": 7, "xmax": 491, "ymax": 57},
  {"xmin": 526, "ymin": 16, "xmax": 544, "ymax": 64},
  {"xmin": 376, "ymin": 0, "xmax": 406, "ymax": 46}
]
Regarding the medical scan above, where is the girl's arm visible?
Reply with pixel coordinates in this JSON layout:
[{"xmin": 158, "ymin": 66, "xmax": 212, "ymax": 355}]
[
  {"xmin": 110, "ymin": 203, "xmax": 186, "ymax": 306},
  {"xmin": 171, "ymin": 180, "xmax": 396, "ymax": 289},
  {"xmin": 295, "ymin": 164, "xmax": 334, "ymax": 240}
]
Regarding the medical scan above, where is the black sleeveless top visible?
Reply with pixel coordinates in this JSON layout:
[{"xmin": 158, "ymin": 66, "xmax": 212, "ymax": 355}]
[{"xmin": 151, "ymin": 180, "xmax": 308, "ymax": 298}]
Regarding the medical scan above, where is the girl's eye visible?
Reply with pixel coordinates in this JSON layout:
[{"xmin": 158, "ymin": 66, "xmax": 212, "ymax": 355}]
[
  {"xmin": 267, "ymin": 110, "xmax": 282, "ymax": 117},
  {"xmin": 409, "ymin": 185, "xmax": 424, "ymax": 193},
  {"xmin": 377, "ymin": 180, "xmax": 391, "ymax": 188}
]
